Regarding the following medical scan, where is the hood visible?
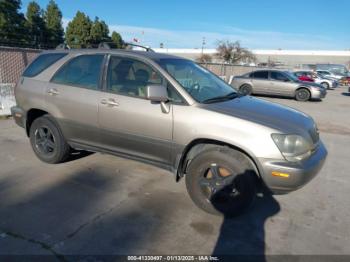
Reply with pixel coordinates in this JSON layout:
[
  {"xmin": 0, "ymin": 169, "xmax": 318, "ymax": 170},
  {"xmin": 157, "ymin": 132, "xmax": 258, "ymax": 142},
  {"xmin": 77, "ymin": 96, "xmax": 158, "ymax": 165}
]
[{"xmin": 203, "ymin": 96, "xmax": 315, "ymax": 134}]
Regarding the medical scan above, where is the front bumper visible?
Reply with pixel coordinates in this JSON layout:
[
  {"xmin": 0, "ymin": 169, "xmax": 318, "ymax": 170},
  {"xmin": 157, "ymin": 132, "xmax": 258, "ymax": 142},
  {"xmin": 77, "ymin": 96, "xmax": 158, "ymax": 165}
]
[
  {"xmin": 258, "ymin": 141, "xmax": 327, "ymax": 194},
  {"xmin": 310, "ymin": 88, "xmax": 327, "ymax": 99},
  {"xmin": 10, "ymin": 106, "xmax": 26, "ymax": 128}
]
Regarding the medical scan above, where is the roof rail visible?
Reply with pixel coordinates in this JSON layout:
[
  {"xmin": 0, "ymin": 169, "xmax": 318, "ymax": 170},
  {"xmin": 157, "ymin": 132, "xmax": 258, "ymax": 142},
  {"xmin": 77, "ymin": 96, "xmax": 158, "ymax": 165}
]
[
  {"xmin": 56, "ymin": 43, "xmax": 70, "ymax": 50},
  {"xmin": 98, "ymin": 41, "xmax": 155, "ymax": 52},
  {"xmin": 124, "ymin": 42, "xmax": 155, "ymax": 52}
]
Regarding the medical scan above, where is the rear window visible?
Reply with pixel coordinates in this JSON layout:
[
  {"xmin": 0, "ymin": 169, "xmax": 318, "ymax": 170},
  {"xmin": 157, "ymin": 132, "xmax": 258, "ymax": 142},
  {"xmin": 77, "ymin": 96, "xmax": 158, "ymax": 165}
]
[{"xmin": 23, "ymin": 53, "xmax": 67, "ymax": 77}]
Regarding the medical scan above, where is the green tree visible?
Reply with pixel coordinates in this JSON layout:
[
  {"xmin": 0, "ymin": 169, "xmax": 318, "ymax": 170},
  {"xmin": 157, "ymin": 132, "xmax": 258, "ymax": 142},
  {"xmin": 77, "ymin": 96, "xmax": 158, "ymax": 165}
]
[
  {"xmin": 0, "ymin": 0, "xmax": 27, "ymax": 45},
  {"xmin": 65, "ymin": 11, "xmax": 92, "ymax": 48},
  {"xmin": 44, "ymin": 0, "xmax": 64, "ymax": 48},
  {"xmin": 25, "ymin": 1, "xmax": 46, "ymax": 48},
  {"xmin": 111, "ymin": 31, "xmax": 123, "ymax": 49},
  {"xmin": 90, "ymin": 17, "xmax": 110, "ymax": 45}
]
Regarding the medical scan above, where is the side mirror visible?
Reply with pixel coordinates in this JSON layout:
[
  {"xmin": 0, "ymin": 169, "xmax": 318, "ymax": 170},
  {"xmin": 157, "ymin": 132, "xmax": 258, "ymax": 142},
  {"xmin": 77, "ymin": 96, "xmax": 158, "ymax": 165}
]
[{"xmin": 146, "ymin": 85, "xmax": 168, "ymax": 102}]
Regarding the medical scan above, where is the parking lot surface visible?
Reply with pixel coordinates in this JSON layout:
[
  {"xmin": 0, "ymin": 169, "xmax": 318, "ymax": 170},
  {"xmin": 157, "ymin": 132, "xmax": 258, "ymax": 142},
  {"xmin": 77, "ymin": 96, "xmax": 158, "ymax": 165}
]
[{"xmin": 0, "ymin": 86, "xmax": 350, "ymax": 259}]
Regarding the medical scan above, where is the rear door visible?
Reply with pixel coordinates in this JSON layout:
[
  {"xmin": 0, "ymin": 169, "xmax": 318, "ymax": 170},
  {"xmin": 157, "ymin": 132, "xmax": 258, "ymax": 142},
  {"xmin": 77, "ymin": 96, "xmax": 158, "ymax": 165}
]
[
  {"xmin": 48, "ymin": 54, "xmax": 105, "ymax": 147},
  {"xmin": 98, "ymin": 55, "xmax": 174, "ymax": 166},
  {"xmin": 251, "ymin": 71, "xmax": 270, "ymax": 94}
]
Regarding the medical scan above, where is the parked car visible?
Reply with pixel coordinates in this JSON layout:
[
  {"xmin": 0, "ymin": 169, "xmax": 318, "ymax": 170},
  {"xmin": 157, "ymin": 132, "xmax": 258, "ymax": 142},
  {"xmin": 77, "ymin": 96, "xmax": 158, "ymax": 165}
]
[
  {"xmin": 317, "ymin": 70, "xmax": 343, "ymax": 80},
  {"xmin": 231, "ymin": 70, "xmax": 327, "ymax": 101},
  {"xmin": 293, "ymin": 71, "xmax": 337, "ymax": 89},
  {"xmin": 11, "ymin": 48, "xmax": 327, "ymax": 216},
  {"xmin": 316, "ymin": 64, "xmax": 349, "ymax": 77}
]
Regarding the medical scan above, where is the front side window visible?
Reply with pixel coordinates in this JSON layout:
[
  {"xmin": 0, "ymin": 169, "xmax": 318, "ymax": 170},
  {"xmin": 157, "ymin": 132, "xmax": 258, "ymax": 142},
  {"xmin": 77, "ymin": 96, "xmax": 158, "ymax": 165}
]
[
  {"xmin": 51, "ymin": 55, "xmax": 104, "ymax": 90},
  {"xmin": 107, "ymin": 56, "xmax": 163, "ymax": 98},
  {"xmin": 107, "ymin": 56, "xmax": 183, "ymax": 102},
  {"xmin": 271, "ymin": 71, "xmax": 289, "ymax": 81},
  {"xmin": 23, "ymin": 53, "xmax": 67, "ymax": 77},
  {"xmin": 157, "ymin": 59, "xmax": 236, "ymax": 103}
]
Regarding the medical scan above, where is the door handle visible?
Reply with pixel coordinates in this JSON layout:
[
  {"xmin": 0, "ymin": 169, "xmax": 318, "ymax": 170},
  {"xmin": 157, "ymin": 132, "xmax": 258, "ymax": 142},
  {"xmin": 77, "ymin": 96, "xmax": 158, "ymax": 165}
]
[
  {"xmin": 48, "ymin": 88, "xmax": 59, "ymax": 96},
  {"xmin": 101, "ymin": 99, "xmax": 119, "ymax": 107}
]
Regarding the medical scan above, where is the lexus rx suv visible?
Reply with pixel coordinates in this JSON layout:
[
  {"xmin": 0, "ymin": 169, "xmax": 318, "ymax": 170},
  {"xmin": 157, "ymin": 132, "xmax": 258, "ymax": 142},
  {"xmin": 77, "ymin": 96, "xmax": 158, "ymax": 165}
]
[{"xmin": 11, "ymin": 49, "xmax": 327, "ymax": 216}]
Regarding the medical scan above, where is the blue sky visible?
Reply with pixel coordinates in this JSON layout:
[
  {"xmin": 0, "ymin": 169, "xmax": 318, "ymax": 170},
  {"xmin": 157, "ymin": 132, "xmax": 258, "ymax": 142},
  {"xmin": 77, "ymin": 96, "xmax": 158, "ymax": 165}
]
[{"xmin": 22, "ymin": 0, "xmax": 350, "ymax": 50}]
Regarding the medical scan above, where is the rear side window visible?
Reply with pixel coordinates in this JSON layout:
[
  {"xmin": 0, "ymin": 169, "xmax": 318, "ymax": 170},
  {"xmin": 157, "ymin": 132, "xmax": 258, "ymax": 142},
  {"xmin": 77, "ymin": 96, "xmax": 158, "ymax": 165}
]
[
  {"xmin": 252, "ymin": 71, "xmax": 268, "ymax": 79},
  {"xmin": 51, "ymin": 55, "xmax": 104, "ymax": 90},
  {"xmin": 23, "ymin": 53, "xmax": 67, "ymax": 77}
]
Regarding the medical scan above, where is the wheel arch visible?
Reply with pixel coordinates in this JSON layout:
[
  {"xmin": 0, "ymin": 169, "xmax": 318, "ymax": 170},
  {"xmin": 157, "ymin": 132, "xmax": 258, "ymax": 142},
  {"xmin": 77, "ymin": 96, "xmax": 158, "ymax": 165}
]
[
  {"xmin": 239, "ymin": 83, "xmax": 253, "ymax": 89},
  {"xmin": 175, "ymin": 138, "xmax": 262, "ymax": 182},
  {"xmin": 295, "ymin": 86, "xmax": 311, "ymax": 96},
  {"xmin": 26, "ymin": 108, "xmax": 49, "ymax": 136}
]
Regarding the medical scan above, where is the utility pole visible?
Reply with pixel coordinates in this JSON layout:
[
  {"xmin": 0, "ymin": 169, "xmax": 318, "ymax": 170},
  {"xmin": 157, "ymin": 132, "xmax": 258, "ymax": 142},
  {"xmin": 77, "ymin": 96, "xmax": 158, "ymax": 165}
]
[{"xmin": 201, "ymin": 37, "xmax": 206, "ymax": 55}]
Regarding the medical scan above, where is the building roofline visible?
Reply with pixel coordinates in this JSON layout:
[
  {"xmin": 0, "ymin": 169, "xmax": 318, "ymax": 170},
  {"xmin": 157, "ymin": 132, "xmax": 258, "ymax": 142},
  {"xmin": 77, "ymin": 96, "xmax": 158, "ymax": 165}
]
[{"xmin": 153, "ymin": 48, "xmax": 350, "ymax": 57}]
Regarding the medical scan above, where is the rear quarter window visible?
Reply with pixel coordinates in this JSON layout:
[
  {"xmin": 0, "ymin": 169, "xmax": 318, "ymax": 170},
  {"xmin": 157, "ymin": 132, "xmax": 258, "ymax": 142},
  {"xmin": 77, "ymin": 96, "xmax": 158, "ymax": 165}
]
[{"xmin": 22, "ymin": 53, "xmax": 67, "ymax": 77}]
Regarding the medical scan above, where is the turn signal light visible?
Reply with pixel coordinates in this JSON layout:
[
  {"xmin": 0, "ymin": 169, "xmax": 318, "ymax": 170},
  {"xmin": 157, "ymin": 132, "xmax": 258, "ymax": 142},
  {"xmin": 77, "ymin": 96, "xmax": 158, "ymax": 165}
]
[{"xmin": 272, "ymin": 171, "xmax": 290, "ymax": 178}]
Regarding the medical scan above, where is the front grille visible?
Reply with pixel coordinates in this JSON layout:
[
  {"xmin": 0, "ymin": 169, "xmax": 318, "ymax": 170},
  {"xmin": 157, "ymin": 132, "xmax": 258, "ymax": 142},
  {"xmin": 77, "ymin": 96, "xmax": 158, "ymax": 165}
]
[{"xmin": 309, "ymin": 127, "xmax": 320, "ymax": 144}]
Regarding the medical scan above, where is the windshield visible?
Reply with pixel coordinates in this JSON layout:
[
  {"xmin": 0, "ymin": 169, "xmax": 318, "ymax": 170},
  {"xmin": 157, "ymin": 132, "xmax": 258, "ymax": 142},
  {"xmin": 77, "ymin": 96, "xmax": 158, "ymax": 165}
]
[{"xmin": 158, "ymin": 58, "xmax": 237, "ymax": 103}]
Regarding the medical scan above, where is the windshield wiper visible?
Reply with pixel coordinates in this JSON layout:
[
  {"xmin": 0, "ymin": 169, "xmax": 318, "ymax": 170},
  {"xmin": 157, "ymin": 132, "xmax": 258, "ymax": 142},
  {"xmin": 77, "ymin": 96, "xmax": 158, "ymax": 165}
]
[{"xmin": 202, "ymin": 92, "xmax": 239, "ymax": 104}]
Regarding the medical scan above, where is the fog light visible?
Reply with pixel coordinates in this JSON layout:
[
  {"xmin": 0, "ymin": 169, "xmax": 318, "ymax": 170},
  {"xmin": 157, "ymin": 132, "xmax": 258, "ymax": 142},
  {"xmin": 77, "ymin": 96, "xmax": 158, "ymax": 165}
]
[{"xmin": 272, "ymin": 171, "xmax": 290, "ymax": 178}]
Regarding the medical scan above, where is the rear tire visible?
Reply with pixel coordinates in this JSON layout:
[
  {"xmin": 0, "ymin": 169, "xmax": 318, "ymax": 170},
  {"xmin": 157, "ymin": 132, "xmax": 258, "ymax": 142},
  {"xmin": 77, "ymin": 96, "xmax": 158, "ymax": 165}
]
[
  {"xmin": 29, "ymin": 115, "xmax": 71, "ymax": 164},
  {"xmin": 295, "ymin": 88, "xmax": 311, "ymax": 101},
  {"xmin": 239, "ymin": 84, "xmax": 252, "ymax": 96},
  {"xmin": 185, "ymin": 146, "xmax": 257, "ymax": 217}
]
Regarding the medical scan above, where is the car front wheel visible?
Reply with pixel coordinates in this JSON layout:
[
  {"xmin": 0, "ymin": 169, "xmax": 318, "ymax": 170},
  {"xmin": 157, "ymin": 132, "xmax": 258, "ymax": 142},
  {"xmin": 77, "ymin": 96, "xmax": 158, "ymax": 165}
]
[
  {"xmin": 295, "ymin": 88, "xmax": 311, "ymax": 101},
  {"xmin": 29, "ymin": 115, "xmax": 71, "ymax": 164},
  {"xmin": 185, "ymin": 146, "xmax": 257, "ymax": 217},
  {"xmin": 321, "ymin": 82, "xmax": 330, "ymax": 89}
]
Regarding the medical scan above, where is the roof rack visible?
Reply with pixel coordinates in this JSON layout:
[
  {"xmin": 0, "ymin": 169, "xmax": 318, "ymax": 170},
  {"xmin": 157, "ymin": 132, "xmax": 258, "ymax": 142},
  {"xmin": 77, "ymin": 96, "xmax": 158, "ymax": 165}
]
[
  {"xmin": 98, "ymin": 41, "xmax": 155, "ymax": 52},
  {"xmin": 55, "ymin": 43, "xmax": 70, "ymax": 50}
]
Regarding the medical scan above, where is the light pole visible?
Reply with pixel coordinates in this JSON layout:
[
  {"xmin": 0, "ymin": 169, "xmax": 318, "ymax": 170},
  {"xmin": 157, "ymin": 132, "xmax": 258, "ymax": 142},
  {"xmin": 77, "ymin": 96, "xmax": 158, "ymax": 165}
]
[{"xmin": 201, "ymin": 37, "xmax": 206, "ymax": 55}]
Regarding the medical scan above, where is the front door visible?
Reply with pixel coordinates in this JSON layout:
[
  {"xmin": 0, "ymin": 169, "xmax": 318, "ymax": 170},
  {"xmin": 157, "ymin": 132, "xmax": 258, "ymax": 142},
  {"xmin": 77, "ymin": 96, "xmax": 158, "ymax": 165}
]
[
  {"xmin": 98, "ymin": 55, "xmax": 173, "ymax": 166},
  {"xmin": 269, "ymin": 71, "xmax": 296, "ymax": 96}
]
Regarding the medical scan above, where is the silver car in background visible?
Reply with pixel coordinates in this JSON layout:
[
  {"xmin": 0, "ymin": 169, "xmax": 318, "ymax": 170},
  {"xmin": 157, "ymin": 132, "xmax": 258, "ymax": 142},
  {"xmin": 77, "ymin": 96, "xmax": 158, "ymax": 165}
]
[{"xmin": 232, "ymin": 69, "xmax": 327, "ymax": 101}]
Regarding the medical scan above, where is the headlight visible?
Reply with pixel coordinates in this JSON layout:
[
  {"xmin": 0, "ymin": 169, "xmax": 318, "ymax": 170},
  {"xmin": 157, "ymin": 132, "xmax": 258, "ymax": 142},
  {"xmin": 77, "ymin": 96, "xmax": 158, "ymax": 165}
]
[{"xmin": 271, "ymin": 134, "xmax": 313, "ymax": 162}]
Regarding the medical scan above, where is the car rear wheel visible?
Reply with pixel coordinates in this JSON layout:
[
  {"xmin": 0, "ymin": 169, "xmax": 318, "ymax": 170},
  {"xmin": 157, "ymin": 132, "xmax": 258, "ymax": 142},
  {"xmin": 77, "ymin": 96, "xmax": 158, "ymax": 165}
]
[
  {"xmin": 321, "ymin": 82, "xmax": 330, "ymax": 89},
  {"xmin": 29, "ymin": 115, "xmax": 71, "ymax": 164},
  {"xmin": 185, "ymin": 146, "xmax": 257, "ymax": 217},
  {"xmin": 295, "ymin": 88, "xmax": 311, "ymax": 101},
  {"xmin": 239, "ymin": 84, "xmax": 252, "ymax": 96}
]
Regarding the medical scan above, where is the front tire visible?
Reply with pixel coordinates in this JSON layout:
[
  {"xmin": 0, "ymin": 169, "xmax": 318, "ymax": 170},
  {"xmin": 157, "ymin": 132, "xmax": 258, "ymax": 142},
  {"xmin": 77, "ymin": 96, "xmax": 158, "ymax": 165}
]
[
  {"xmin": 321, "ymin": 82, "xmax": 330, "ymax": 89},
  {"xmin": 185, "ymin": 146, "xmax": 257, "ymax": 217},
  {"xmin": 295, "ymin": 88, "xmax": 311, "ymax": 101},
  {"xmin": 29, "ymin": 115, "xmax": 71, "ymax": 164}
]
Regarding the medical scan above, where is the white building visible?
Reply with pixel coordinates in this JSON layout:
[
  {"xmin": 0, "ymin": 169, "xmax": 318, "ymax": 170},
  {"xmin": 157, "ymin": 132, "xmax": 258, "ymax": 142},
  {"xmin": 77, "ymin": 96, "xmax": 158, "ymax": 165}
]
[{"xmin": 153, "ymin": 48, "xmax": 350, "ymax": 67}]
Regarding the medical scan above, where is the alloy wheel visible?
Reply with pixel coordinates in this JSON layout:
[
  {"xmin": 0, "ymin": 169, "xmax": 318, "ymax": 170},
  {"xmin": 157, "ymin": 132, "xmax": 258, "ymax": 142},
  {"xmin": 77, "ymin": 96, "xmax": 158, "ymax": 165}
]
[{"xmin": 34, "ymin": 126, "xmax": 56, "ymax": 156}]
